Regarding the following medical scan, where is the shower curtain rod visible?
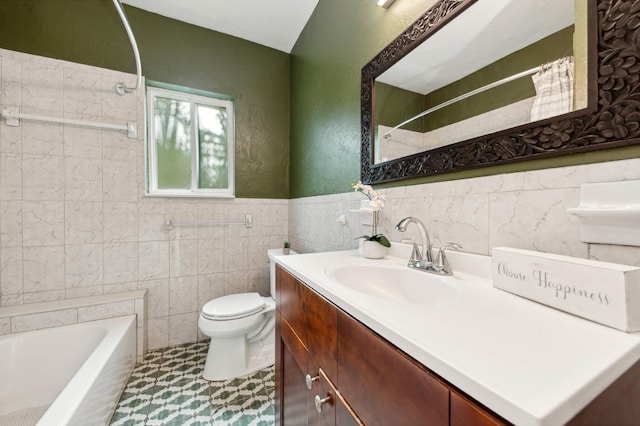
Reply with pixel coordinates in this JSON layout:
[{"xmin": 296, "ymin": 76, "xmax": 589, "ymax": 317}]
[
  {"xmin": 383, "ymin": 66, "xmax": 540, "ymax": 139},
  {"xmin": 112, "ymin": 0, "xmax": 142, "ymax": 95},
  {"xmin": 1, "ymin": 109, "xmax": 138, "ymax": 139}
]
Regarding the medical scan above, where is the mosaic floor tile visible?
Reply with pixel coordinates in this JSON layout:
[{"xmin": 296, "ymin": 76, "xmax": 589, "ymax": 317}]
[{"xmin": 110, "ymin": 341, "xmax": 275, "ymax": 425}]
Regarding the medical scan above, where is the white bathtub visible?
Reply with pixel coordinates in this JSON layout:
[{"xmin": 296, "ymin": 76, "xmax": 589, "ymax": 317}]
[{"xmin": 0, "ymin": 315, "xmax": 137, "ymax": 426}]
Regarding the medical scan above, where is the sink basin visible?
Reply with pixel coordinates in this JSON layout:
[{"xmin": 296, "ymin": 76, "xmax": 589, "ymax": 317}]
[{"xmin": 325, "ymin": 263, "xmax": 461, "ymax": 305}]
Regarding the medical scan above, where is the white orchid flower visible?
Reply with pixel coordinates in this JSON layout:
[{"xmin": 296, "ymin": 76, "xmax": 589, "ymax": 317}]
[
  {"xmin": 350, "ymin": 181, "xmax": 389, "ymax": 247},
  {"xmin": 352, "ymin": 180, "xmax": 378, "ymax": 200},
  {"xmin": 368, "ymin": 199, "xmax": 383, "ymax": 211},
  {"xmin": 353, "ymin": 181, "xmax": 385, "ymax": 210}
]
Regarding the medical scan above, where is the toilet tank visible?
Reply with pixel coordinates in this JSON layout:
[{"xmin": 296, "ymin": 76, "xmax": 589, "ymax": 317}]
[{"xmin": 268, "ymin": 248, "xmax": 297, "ymax": 297}]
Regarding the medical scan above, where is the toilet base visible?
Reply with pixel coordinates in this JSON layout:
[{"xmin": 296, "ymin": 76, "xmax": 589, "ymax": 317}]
[{"xmin": 202, "ymin": 328, "xmax": 275, "ymax": 381}]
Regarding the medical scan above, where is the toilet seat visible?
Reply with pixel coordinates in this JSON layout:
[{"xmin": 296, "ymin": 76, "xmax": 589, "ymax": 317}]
[{"xmin": 201, "ymin": 292, "xmax": 266, "ymax": 321}]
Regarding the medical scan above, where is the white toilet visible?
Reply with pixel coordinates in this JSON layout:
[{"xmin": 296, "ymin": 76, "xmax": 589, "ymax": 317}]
[{"xmin": 198, "ymin": 247, "xmax": 296, "ymax": 381}]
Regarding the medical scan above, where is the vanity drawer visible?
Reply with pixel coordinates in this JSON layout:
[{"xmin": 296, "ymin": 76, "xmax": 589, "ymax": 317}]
[
  {"xmin": 337, "ymin": 310, "xmax": 449, "ymax": 426},
  {"xmin": 306, "ymin": 286, "xmax": 338, "ymax": 383},
  {"xmin": 277, "ymin": 265, "xmax": 338, "ymax": 382},
  {"xmin": 276, "ymin": 265, "xmax": 308, "ymax": 342}
]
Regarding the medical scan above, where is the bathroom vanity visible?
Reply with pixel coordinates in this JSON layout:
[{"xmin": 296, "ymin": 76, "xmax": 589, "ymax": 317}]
[{"xmin": 274, "ymin": 249, "xmax": 640, "ymax": 426}]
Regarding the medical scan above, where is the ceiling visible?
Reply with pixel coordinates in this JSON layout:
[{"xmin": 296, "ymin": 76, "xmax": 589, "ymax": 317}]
[{"xmin": 121, "ymin": 0, "xmax": 319, "ymax": 53}]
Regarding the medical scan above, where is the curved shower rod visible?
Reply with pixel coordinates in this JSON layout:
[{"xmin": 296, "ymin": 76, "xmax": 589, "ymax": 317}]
[{"xmin": 112, "ymin": 0, "xmax": 142, "ymax": 95}]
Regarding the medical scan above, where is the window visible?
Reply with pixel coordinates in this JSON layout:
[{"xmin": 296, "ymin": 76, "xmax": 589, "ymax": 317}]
[{"xmin": 147, "ymin": 86, "xmax": 234, "ymax": 197}]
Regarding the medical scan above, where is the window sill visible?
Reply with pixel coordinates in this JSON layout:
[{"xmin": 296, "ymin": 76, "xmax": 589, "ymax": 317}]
[{"xmin": 144, "ymin": 191, "xmax": 235, "ymax": 199}]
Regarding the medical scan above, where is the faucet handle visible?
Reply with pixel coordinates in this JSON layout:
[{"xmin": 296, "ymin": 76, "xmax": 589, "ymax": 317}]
[
  {"xmin": 401, "ymin": 238, "xmax": 422, "ymax": 263},
  {"xmin": 434, "ymin": 243, "xmax": 462, "ymax": 275}
]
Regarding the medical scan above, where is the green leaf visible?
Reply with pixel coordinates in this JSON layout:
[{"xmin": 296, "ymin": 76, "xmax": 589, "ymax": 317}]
[
  {"xmin": 355, "ymin": 234, "xmax": 390, "ymax": 248},
  {"xmin": 372, "ymin": 234, "xmax": 391, "ymax": 247}
]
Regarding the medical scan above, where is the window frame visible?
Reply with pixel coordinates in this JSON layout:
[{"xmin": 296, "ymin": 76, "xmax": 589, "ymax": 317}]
[{"xmin": 146, "ymin": 86, "xmax": 235, "ymax": 198}]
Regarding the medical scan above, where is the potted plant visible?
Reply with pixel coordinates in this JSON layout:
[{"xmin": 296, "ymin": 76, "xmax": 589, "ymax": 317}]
[
  {"xmin": 283, "ymin": 241, "xmax": 291, "ymax": 255},
  {"xmin": 351, "ymin": 181, "xmax": 390, "ymax": 258}
]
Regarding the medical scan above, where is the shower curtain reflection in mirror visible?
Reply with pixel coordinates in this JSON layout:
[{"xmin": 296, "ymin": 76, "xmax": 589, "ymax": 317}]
[{"xmin": 530, "ymin": 56, "xmax": 575, "ymax": 121}]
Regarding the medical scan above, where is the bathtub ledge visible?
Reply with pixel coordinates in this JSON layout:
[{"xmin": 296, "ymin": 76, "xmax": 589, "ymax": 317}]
[{"xmin": 0, "ymin": 290, "xmax": 147, "ymax": 360}]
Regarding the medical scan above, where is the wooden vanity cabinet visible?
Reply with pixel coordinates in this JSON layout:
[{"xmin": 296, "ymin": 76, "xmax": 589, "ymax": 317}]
[
  {"xmin": 276, "ymin": 264, "xmax": 640, "ymax": 426},
  {"xmin": 275, "ymin": 265, "xmax": 506, "ymax": 426},
  {"xmin": 276, "ymin": 265, "xmax": 360, "ymax": 426},
  {"xmin": 337, "ymin": 309, "xmax": 449, "ymax": 426}
]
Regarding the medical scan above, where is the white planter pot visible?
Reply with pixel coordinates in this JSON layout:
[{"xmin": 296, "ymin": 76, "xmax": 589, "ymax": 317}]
[{"xmin": 362, "ymin": 240, "xmax": 387, "ymax": 259}]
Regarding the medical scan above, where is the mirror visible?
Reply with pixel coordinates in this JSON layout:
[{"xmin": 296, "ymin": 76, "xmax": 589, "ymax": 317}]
[
  {"xmin": 374, "ymin": 0, "xmax": 586, "ymax": 164},
  {"xmin": 361, "ymin": 0, "xmax": 640, "ymax": 184}
]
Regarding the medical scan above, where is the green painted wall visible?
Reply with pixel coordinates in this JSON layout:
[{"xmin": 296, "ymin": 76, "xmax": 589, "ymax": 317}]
[
  {"xmin": 375, "ymin": 82, "xmax": 424, "ymax": 132},
  {"xmin": 290, "ymin": 0, "xmax": 434, "ymax": 198},
  {"xmin": 0, "ymin": 0, "xmax": 290, "ymax": 198},
  {"xmin": 290, "ymin": 0, "xmax": 640, "ymax": 198}
]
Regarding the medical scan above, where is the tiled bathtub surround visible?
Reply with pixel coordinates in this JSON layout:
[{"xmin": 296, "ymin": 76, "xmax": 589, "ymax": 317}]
[
  {"xmin": 288, "ymin": 158, "xmax": 640, "ymax": 267},
  {"xmin": 0, "ymin": 290, "xmax": 147, "ymax": 360},
  {"xmin": 0, "ymin": 49, "xmax": 288, "ymax": 351}
]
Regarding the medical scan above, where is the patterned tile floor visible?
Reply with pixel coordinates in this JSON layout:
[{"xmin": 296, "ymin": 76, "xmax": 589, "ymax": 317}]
[{"xmin": 110, "ymin": 341, "xmax": 275, "ymax": 426}]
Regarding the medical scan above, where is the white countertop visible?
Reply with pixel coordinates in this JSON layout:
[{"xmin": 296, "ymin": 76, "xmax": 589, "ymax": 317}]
[{"xmin": 274, "ymin": 247, "xmax": 640, "ymax": 426}]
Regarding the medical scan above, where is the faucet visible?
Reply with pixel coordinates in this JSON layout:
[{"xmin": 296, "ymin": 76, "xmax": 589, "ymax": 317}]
[
  {"xmin": 432, "ymin": 243, "xmax": 463, "ymax": 275},
  {"xmin": 395, "ymin": 217, "xmax": 433, "ymax": 266},
  {"xmin": 395, "ymin": 217, "xmax": 462, "ymax": 275}
]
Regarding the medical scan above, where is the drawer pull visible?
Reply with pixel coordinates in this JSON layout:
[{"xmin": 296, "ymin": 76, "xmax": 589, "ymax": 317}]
[
  {"xmin": 305, "ymin": 374, "xmax": 319, "ymax": 390},
  {"xmin": 314, "ymin": 394, "xmax": 331, "ymax": 413}
]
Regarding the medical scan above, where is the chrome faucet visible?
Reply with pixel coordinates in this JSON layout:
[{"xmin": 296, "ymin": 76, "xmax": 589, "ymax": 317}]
[
  {"xmin": 432, "ymin": 243, "xmax": 462, "ymax": 275},
  {"xmin": 395, "ymin": 217, "xmax": 462, "ymax": 275},
  {"xmin": 395, "ymin": 217, "xmax": 433, "ymax": 266}
]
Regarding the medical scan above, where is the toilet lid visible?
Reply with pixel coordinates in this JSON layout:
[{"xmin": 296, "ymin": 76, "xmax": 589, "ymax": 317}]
[{"xmin": 202, "ymin": 292, "xmax": 266, "ymax": 320}]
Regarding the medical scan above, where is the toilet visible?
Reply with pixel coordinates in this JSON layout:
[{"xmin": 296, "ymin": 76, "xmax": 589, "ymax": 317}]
[{"xmin": 198, "ymin": 247, "xmax": 296, "ymax": 381}]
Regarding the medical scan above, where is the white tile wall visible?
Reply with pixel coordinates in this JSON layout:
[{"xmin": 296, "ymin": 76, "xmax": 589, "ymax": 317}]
[
  {"xmin": 288, "ymin": 159, "xmax": 640, "ymax": 268},
  {"xmin": 0, "ymin": 50, "xmax": 288, "ymax": 351}
]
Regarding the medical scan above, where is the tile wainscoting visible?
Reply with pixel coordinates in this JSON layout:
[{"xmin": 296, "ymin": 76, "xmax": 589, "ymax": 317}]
[{"xmin": 288, "ymin": 158, "xmax": 640, "ymax": 268}]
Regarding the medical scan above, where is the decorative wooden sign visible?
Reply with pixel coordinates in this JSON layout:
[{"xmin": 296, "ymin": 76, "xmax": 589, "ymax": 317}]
[{"xmin": 492, "ymin": 247, "xmax": 640, "ymax": 332}]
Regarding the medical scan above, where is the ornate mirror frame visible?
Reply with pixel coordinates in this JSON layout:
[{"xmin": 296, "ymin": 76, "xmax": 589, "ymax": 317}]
[{"xmin": 361, "ymin": 0, "xmax": 640, "ymax": 184}]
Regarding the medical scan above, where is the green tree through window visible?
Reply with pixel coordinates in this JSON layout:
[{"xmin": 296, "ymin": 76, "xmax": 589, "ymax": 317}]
[{"xmin": 147, "ymin": 87, "xmax": 234, "ymax": 197}]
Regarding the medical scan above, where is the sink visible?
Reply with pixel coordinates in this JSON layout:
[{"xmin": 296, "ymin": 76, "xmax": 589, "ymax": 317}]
[{"xmin": 325, "ymin": 263, "xmax": 461, "ymax": 305}]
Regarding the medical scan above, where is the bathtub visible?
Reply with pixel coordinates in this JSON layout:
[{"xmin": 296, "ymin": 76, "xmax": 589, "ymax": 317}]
[{"xmin": 0, "ymin": 315, "xmax": 137, "ymax": 426}]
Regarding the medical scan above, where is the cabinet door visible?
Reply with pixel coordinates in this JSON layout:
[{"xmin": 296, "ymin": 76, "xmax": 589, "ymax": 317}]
[
  {"xmin": 450, "ymin": 390, "xmax": 507, "ymax": 426},
  {"xmin": 335, "ymin": 389, "xmax": 363, "ymax": 426},
  {"xmin": 337, "ymin": 310, "xmax": 449, "ymax": 426},
  {"xmin": 278, "ymin": 314, "xmax": 310, "ymax": 426}
]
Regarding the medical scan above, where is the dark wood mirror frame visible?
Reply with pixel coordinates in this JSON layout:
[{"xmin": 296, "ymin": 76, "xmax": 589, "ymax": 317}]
[{"xmin": 361, "ymin": 0, "xmax": 640, "ymax": 185}]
